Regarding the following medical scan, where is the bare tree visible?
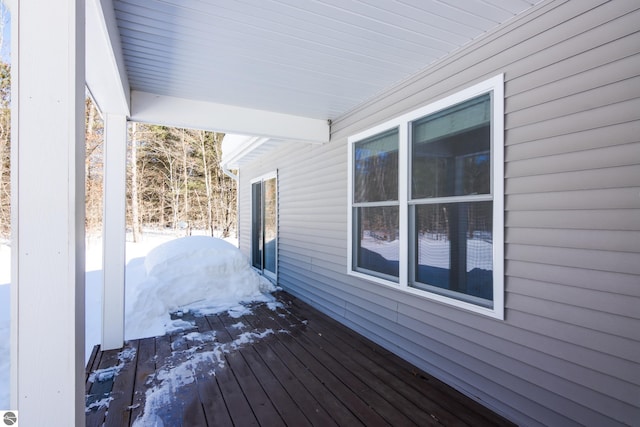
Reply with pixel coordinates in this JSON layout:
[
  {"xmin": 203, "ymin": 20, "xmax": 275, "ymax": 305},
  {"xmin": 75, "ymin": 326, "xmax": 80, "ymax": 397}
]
[
  {"xmin": 129, "ymin": 124, "xmax": 236, "ymax": 236},
  {"xmin": 0, "ymin": 62, "xmax": 9, "ymax": 239},
  {"xmin": 0, "ymin": 4, "xmax": 10, "ymax": 238},
  {"xmin": 85, "ymin": 97, "xmax": 104, "ymax": 233},
  {"xmin": 180, "ymin": 128, "xmax": 192, "ymax": 234},
  {"xmin": 130, "ymin": 122, "xmax": 141, "ymax": 242},
  {"xmin": 210, "ymin": 132, "xmax": 236, "ymax": 237}
]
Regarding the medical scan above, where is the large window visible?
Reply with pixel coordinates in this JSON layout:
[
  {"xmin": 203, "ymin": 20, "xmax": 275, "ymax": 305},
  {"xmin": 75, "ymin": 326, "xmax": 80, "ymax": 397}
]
[
  {"xmin": 251, "ymin": 173, "xmax": 277, "ymax": 281},
  {"xmin": 348, "ymin": 76, "xmax": 504, "ymax": 318},
  {"xmin": 352, "ymin": 129, "xmax": 400, "ymax": 281}
]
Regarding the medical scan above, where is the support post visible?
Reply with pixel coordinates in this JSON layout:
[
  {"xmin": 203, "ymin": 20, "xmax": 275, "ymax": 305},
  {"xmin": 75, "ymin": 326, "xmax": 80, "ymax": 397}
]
[
  {"xmin": 11, "ymin": 0, "xmax": 86, "ymax": 425},
  {"xmin": 101, "ymin": 114, "xmax": 127, "ymax": 350}
]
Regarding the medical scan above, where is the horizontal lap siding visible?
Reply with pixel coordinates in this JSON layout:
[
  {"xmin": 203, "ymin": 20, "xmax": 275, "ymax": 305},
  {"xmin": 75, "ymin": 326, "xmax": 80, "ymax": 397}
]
[
  {"xmin": 237, "ymin": 170, "xmax": 250, "ymax": 259},
  {"xmin": 238, "ymin": 1, "xmax": 640, "ymax": 425}
]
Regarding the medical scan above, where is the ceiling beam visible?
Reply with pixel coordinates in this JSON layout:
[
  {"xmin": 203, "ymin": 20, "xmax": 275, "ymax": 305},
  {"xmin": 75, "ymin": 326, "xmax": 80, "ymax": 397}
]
[
  {"xmin": 130, "ymin": 90, "xmax": 330, "ymax": 143},
  {"xmin": 85, "ymin": 0, "xmax": 130, "ymax": 115}
]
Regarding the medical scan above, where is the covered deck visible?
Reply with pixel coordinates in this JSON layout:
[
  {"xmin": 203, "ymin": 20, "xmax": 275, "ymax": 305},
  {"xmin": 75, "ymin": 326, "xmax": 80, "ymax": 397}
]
[
  {"xmin": 10, "ymin": 1, "xmax": 547, "ymax": 423},
  {"xmin": 85, "ymin": 291, "xmax": 513, "ymax": 426}
]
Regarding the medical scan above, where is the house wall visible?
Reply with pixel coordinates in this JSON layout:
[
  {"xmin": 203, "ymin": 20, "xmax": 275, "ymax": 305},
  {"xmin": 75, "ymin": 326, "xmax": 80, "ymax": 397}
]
[{"xmin": 237, "ymin": 1, "xmax": 640, "ymax": 425}]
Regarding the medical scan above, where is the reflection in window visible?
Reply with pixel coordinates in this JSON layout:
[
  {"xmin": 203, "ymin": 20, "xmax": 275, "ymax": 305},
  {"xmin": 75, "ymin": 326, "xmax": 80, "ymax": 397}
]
[
  {"xmin": 348, "ymin": 76, "xmax": 503, "ymax": 316},
  {"xmin": 412, "ymin": 94, "xmax": 490, "ymax": 199},
  {"xmin": 263, "ymin": 178, "xmax": 277, "ymax": 275},
  {"xmin": 354, "ymin": 129, "xmax": 398, "ymax": 203},
  {"xmin": 352, "ymin": 128, "xmax": 399, "ymax": 281},
  {"xmin": 251, "ymin": 182, "xmax": 262, "ymax": 270},
  {"xmin": 251, "ymin": 175, "xmax": 277, "ymax": 280},
  {"xmin": 355, "ymin": 206, "xmax": 399, "ymax": 280},
  {"xmin": 413, "ymin": 202, "xmax": 493, "ymax": 304},
  {"xmin": 410, "ymin": 93, "xmax": 493, "ymax": 306}
]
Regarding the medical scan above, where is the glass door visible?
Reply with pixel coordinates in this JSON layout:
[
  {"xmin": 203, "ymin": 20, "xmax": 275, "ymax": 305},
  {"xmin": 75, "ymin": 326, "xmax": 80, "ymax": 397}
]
[{"xmin": 251, "ymin": 173, "xmax": 277, "ymax": 281}]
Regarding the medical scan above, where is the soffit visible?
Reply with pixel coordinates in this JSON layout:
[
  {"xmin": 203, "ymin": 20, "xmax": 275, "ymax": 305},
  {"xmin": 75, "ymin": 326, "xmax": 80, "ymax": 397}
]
[{"xmin": 114, "ymin": 0, "xmax": 542, "ymax": 122}]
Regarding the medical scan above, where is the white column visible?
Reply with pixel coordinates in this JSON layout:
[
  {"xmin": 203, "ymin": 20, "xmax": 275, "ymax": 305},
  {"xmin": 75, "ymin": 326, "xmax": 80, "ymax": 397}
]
[
  {"xmin": 102, "ymin": 114, "xmax": 127, "ymax": 350},
  {"xmin": 11, "ymin": 0, "xmax": 86, "ymax": 425}
]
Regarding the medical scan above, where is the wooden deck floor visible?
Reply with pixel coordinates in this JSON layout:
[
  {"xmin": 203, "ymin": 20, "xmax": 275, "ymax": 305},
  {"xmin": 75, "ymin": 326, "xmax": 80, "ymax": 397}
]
[{"xmin": 85, "ymin": 291, "xmax": 515, "ymax": 426}]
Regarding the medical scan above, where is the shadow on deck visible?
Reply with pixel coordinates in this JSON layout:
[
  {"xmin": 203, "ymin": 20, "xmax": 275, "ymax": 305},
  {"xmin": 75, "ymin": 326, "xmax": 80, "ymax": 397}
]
[{"xmin": 85, "ymin": 291, "xmax": 514, "ymax": 426}]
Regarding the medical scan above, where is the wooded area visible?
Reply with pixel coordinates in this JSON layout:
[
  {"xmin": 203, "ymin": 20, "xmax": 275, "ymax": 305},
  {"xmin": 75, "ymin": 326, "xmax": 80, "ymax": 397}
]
[
  {"xmin": 0, "ymin": 61, "xmax": 8, "ymax": 238},
  {"xmin": 0, "ymin": 68, "xmax": 237, "ymax": 240},
  {"xmin": 127, "ymin": 121, "xmax": 236, "ymax": 238}
]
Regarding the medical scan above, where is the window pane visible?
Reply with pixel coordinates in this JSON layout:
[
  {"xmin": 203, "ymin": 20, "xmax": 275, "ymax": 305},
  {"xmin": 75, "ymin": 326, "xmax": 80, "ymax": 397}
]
[
  {"xmin": 413, "ymin": 202, "xmax": 493, "ymax": 301},
  {"xmin": 263, "ymin": 178, "xmax": 277, "ymax": 275},
  {"xmin": 251, "ymin": 182, "xmax": 262, "ymax": 270},
  {"xmin": 412, "ymin": 94, "xmax": 491, "ymax": 199},
  {"xmin": 354, "ymin": 129, "xmax": 399, "ymax": 203},
  {"xmin": 355, "ymin": 206, "xmax": 399, "ymax": 279}
]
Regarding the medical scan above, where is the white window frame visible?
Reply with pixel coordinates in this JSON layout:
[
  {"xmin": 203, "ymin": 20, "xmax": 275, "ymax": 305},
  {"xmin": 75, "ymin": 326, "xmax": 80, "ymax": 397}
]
[
  {"xmin": 251, "ymin": 171, "xmax": 278, "ymax": 282},
  {"xmin": 347, "ymin": 75, "xmax": 504, "ymax": 319}
]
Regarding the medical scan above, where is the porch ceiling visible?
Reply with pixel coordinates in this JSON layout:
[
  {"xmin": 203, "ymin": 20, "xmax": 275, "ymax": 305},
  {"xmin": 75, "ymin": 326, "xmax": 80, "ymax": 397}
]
[{"xmin": 90, "ymin": 0, "xmax": 543, "ymax": 139}]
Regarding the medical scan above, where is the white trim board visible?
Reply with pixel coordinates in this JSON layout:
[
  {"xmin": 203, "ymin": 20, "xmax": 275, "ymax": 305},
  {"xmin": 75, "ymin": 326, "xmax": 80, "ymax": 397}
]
[
  {"xmin": 347, "ymin": 75, "xmax": 505, "ymax": 320},
  {"xmin": 131, "ymin": 91, "xmax": 330, "ymax": 143}
]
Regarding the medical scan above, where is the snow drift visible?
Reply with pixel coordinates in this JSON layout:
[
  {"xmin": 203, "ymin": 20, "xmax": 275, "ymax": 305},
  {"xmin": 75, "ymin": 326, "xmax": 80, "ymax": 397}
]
[{"xmin": 125, "ymin": 236, "xmax": 275, "ymax": 340}]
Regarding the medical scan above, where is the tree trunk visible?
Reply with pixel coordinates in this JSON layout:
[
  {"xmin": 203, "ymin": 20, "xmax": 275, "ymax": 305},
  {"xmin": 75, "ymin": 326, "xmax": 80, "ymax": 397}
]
[
  {"xmin": 180, "ymin": 129, "xmax": 190, "ymax": 234},
  {"xmin": 84, "ymin": 98, "xmax": 104, "ymax": 233},
  {"xmin": 211, "ymin": 133, "xmax": 235, "ymax": 238},
  {"xmin": 131, "ymin": 122, "xmax": 141, "ymax": 242},
  {"xmin": 0, "ymin": 114, "xmax": 7, "ymax": 237},
  {"xmin": 199, "ymin": 131, "xmax": 214, "ymax": 236}
]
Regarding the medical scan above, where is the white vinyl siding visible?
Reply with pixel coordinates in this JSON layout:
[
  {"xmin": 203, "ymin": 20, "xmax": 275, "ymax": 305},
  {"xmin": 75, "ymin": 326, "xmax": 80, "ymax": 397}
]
[{"xmin": 236, "ymin": 2, "xmax": 640, "ymax": 425}]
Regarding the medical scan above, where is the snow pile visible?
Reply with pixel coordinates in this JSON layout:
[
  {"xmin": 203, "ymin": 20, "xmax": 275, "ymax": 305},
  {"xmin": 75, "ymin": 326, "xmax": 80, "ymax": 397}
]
[
  {"xmin": 0, "ymin": 233, "xmax": 278, "ymax": 409},
  {"xmin": 125, "ymin": 236, "xmax": 276, "ymax": 340}
]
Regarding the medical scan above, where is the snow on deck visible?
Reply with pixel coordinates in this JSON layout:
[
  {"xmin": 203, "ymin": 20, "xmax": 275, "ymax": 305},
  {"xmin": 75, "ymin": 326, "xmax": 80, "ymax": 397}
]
[{"xmin": 85, "ymin": 292, "xmax": 515, "ymax": 427}]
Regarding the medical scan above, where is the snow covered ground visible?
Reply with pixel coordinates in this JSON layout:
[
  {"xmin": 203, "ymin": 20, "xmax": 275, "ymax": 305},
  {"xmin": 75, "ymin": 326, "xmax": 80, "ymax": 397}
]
[
  {"xmin": 0, "ymin": 240, "xmax": 10, "ymax": 411},
  {"xmin": 0, "ymin": 230, "xmax": 275, "ymax": 411}
]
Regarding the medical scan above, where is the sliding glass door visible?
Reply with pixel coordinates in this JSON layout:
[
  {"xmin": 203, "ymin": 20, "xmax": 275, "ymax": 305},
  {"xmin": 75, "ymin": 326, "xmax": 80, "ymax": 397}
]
[{"xmin": 251, "ymin": 173, "xmax": 277, "ymax": 281}]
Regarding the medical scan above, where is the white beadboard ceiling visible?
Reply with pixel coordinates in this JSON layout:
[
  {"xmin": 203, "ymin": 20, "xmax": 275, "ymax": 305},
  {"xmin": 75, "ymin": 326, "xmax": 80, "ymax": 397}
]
[{"xmin": 113, "ymin": 0, "xmax": 542, "ymax": 122}]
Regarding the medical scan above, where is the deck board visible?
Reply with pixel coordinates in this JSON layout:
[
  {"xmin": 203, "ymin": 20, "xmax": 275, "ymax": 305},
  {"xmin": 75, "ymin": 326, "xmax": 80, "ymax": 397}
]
[
  {"xmin": 104, "ymin": 340, "xmax": 138, "ymax": 427},
  {"xmin": 253, "ymin": 303, "xmax": 389, "ymax": 426},
  {"xmin": 129, "ymin": 337, "xmax": 155, "ymax": 423},
  {"xmin": 86, "ymin": 291, "xmax": 516, "ymax": 426},
  {"xmin": 240, "ymin": 345, "xmax": 313, "ymax": 427},
  {"xmin": 251, "ymin": 303, "xmax": 400, "ymax": 426},
  {"xmin": 86, "ymin": 347, "xmax": 122, "ymax": 426},
  {"xmin": 196, "ymin": 368, "xmax": 234, "ymax": 427},
  {"xmin": 284, "ymin": 294, "xmax": 504, "ymax": 427},
  {"xmin": 261, "ymin": 338, "xmax": 359, "ymax": 426}
]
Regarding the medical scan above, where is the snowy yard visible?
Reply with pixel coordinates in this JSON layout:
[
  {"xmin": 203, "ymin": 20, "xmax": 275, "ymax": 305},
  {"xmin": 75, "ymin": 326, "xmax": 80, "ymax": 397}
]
[
  {"xmin": 0, "ymin": 231, "xmax": 275, "ymax": 410},
  {"xmin": 0, "ymin": 240, "xmax": 10, "ymax": 410}
]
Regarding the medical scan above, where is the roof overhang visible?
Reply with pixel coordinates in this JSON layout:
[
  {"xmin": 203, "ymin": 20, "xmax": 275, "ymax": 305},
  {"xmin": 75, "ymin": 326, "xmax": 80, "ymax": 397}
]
[
  {"xmin": 84, "ymin": 0, "xmax": 545, "ymax": 157},
  {"xmin": 85, "ymin": 0, "xmax": 130, "ymax": 116},
  {"xmin": 131, "ymin": 90, "xmax": 329, "ymax": 143},
  {"xmin": 221, "ymin": 134, "xmax": 278, "ymax": 170}
]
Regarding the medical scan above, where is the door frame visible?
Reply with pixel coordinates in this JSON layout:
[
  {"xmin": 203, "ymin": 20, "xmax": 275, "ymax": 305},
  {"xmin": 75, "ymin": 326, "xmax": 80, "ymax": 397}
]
[{"xmin": 250, "ymin": 171, "xmax": 278, "ymax": 282}]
